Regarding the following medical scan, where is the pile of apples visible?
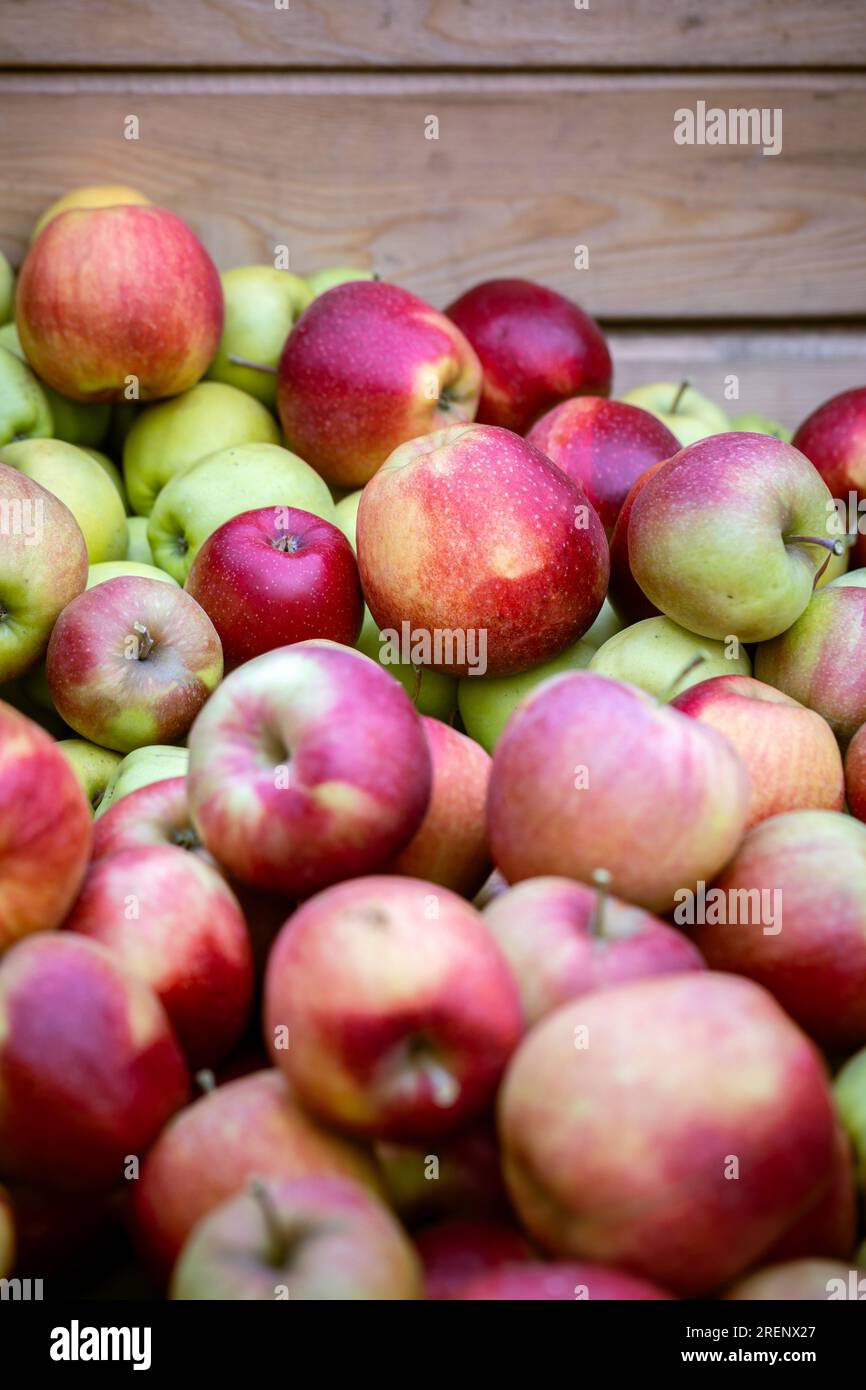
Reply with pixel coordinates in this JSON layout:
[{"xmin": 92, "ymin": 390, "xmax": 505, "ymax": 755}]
[{"xmin": 2, "ymin": 184, "xmax": 866, "ymax": 1303}]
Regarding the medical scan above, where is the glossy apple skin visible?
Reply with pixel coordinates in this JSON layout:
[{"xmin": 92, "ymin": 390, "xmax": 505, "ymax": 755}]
[
  {"xmin": 607, "ymin": 459, "xmax": 664, "ymax": 622},
  {"xmin": 527, "ymin": 397, "xmax": 678, "ymax": 535},
  {"xmin": 845, "ymin": 721, "xmax": 866, "ymax": 821},
  {"xmin": 187, "ymin": 642, "xmax": 431, "ymax": 897},
  {"xmin": 184, "ymin": 507, "xmax": 364, "ymax": 670},
  {"xmin": 484, "ymin": 876, "xmax": 704, "ymax": 1026},
  {"xmin": 171, "ymin": 1175, "xmax": 422, "ymax": 1301},
  {"xmin": 263, "ymin": 875, "xmax": 523, "ymax": 1140},
  {"xmin": 672, "ymin": 675, "xmax": 844, "ymax": 829},
  {"xmin": 46, "ymin": 576, "xmax": 223, "ymax": 753},
  {"xmin": 130, "ymin": 1069, "xmax": 382, "ymax": 1282},
  {"xmin": 358, "ymin": 423, "xmax": 609, "ymax": 677},
  {"xmin": 498, "ymin": 973, "xmax": 838, "ymax": 1296},
  {"xmin": 458, "ymin": 1264, "xmax": 674, "ymax": 1301},
  {"xmin": 415, "ymin": 1218, "xmax": 533, "ymax": 1300},
  {"xmin": 692, "ymin": 810, "xmax": 866, "ymax": 1052},
  {"xmin": 0, "ymin": 701, "xmax": 92, "ymax": 954},
  {"xmin": 755, "ymin": 587, "xmax": 866, "ymax": 745},
  {"xmin": 725, "ymin": 1259, "xmax": 865, "ymax": 1301},
  {"xmin": 446, "ymin": 278, "xmax": 612, "ymax": 434},
  {"xmin": 487, "ymin": 672, "xmax": 749, "ymax": 914},
  {"xmin": 276, "ymin": 280, "xmax": 481, "ymax": 488},
  {"xmin": 0, "ymin": 933, "xmax": 189, "ymax": 1191},
  {"xmin": 793, "ymin": 386, "xmax": 866, "ymax": 563}
]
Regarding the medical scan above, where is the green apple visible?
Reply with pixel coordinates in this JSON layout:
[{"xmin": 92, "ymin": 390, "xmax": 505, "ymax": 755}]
[
  {"xmin": 588, "ymin": 615, "xmax": 751, "ymax": 699},
  {"xmin": 126, "ymin": 515, "xmax": 155, "ymax": 565},
  {"xmin": 0, "ymin": 322, "xmax": 112, "ymax": 448},
  {"xmin": 620, "ymin": 380, "xmax": 728, "ymax": 446},
  {"xmin": 0, "ymin": 250, "xmax": 13, "ymax": 324},
  {"xmin": 355, "ymin": 607, "xmax": 458, "ymax": 721},
  {"xmin": 87, "ymin": 560, "xmax": 178, "ymax": 589},
  {"xmin": 0, "ymin": 438, "xmax": 128, "ymax": 562},
  {"xmin": 834, "ymin": 1046, "xmax": 866, "ymax": 1193},
  {"xmin": 57, "ymin": 738, "xmax": 123, "ymax": 815},
  {"xmin": 458, "ymin": 636, "xmax": 595, "ymax": 753},
  {"xmin": 306, "ymin": 266, "xmax": 375, "ymax": 298},
  {"xmin": 581, "ymin": 597, "xmax": 624, "ymax": 650},
  {"xmin": 123, "ymin": 380, "xmax": 282, "ymax": 516},
  {"xmin": 82, "ymin": 447, "xmax": 129, "ymax": 511},
  {"xmin": 829, "ymin": 567, "xmax": 866, "ymax": 588},
  {"xmin": 0, "ymin": 323, "xmax": 18, "ymax": 353},
  {"xmin": 206, "ymin": 266, "xmax": 312, "ymax": 406},
  {"xmin": 95, "ymin": 744, "xmax": 190, "ymax": 819},
  {"xmin": 730, "ymin": 412, "xmax": 792, "ymax": 442},
  {"xmin": 334, "ymin": 489, "xmax": 363, "ymax": 549},
  {"xmin": 147, "ymin": 441, "xmax": 336, "ymax": 583},
  {"xmin": 0, "ymin": 345, "xmax": 53, "ymax": 445}
]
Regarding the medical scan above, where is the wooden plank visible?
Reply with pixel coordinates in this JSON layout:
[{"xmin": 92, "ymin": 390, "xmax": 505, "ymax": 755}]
[{"xmin": 1, "ymin": 1, "xmax": 865, "ymax": 70}]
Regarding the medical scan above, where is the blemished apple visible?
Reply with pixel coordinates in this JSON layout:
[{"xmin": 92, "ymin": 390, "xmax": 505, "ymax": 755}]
[
  {"xmin": 206, "ymin": 266, "xmax": 312, "ymax": 407},
  {"xmin": 375, "ymin": 1122, "xmax": 509, "ymax": 1226},
  {"xmin": 527, "ymin": 396, "xmax": 679, "ymax": 535},
  {"xmin": 87, "ymin": 559, "xmax": 178, "ymax": 589},
  {"xmin": 672, "ymin": 674, "xmax": 845, "ymax": 828},
  {"xmin": 845, "ymin": 721, "xmax": 866, "ymax": 822},
  {"xmin": 31, "ymin": 183, "xmax": 151, "ymax": 240},
  {"xmin": 589, "ymin": 615, "xmax": 751, "ymax": 699},
  {"xmin": 276, "ymin": 279, "xmax": 482, "ymax": 488},
  {"xmin": 483, "ymin": 875, "xmax": 705, "ymax": 1026},
  {"xmin": 95, "ymin": 745, "xmax": 189, "ymax": 819},
  {"xmin": 498, "ymin": 972, "xmax": 838, "ymax": 1296},
  {"xmin": 171, "ymin": 1175, "xmax": 422, "ymax": 1301},
  {"xmin": 724, "ymin": 1259, "xmax": 865, "ymax": 1301},
  {"xmin": 730, "ymin": 412, "xmax": 792, "ymax": 442},
  {"xmin": 754, "ymin": 586, "xmax": 866, "ymax": 744},
  {"xmin": 793, "ymin": 385, "xmax": 866, "ymax": 562},
  {"xmin": 264, "ymin": 875, "xmax": 522, "ymax": 1139},
  {"xmin": 458, "ymin": 635, "xmax": 595, "ymax": 753},
  {"xmin": 56, "ymin": 738, "xmax": 123, "ymax": 816},
  {"xmin": 184, "ymin": 506, "xmax": 364, "ymax": 670},
  {"xmin": 0, "ymin": 932, "xmax": 188, "ymax": 1190},
  {"xmin": 130, "ymin": 1068, "xmax": 382, "ymax": 1281},
  {"xmin": 46, "ymin": 575, "xmax": 223, "ymax": 753},
  {"xmin": 692, "ymin": 810, "xmax": 866, "ymax": 1053},
  {"xmin": 606, "ymin": 459, "xmax": 665, "ymax": 623},
  {"xmin": 0, "ymin": 345, "xmax": 53, "ymax": 445},
  {"xmin": 445, "ymin": 278, "xmax": 612, "ymax": 434},
  {"xmin": 0, "ymin": 438, "xmax": 128, "ymax": 562},
  {"xmin": 629, "ymin": 432, "xmax": 838, "ymax": 642},
  {"xmin": 123, "ymin": 380, "xmax": 281, "ymax": 517},
  {"xmin": 355, "ymin": 607, "xmax": 459, "ymax": 722},
  {"xmin": 835, "ymin": 1045, "xmax": 866, "ymax": 1195},
  {"xmin": 415, "ymin": 1218, "xmax": 532, "ymax": 1300},
  {"xmin": 306, "ymin": 266, "xmax": 375, "ymax": 297},
  {"xmin": 458, "ymin": 1264, "xmax": 675, "ymax": 1301},
  {"xmin": 65, "ymin": 844, "xmax": 254, "ymax": 1069},
  {"xmin": 487, "ymin": 672, "xmax": 749, "ymax": 914},
  {"xmin": 0, "ymin": 702, "xmax": 92, "ymax": 953},
  {"xmin": 620, "ymin": 380, "xmax": 728, "ymax": 445},
  {"xmin": 358, "ymin": 423, "xmax": 609, "ymax": 677},
  {"xmin": 0, "ymin": 464, "xmax": 88, "ymax": 683}
]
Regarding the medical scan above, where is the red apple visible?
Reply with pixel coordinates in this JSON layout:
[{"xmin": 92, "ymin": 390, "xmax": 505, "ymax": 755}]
[
  {"xmin": 263, "ymin": 875, "xmax": 523, "ymax": 1140},
  {"xmin": 725, "ymin": 1258, "xmax": 866, "ymax": 1301},
  {"xmin": 93, "ymin": 776, "xmax": 212, "ymax": 864},
  {"xmin": 846, "ymin": 720, "xmax": 866, "ymax": 821},
  {"xmin": 415, "ymin": 1218, "xmax": 533, "ymax": 1300},
  {"xmin": 607, "ymin": 459, "xmax": 665, "ymax": 622},
  {"xmin": 446, "ymin": 278, "xmax": 612, "ymax": 434},
  {"xmin": 16, "ymin": 205, "xmax": 223, "ymax": 403},
  {"xmin": 793, "ymin": 386, "xmax": 866, "ymax": 563},
  {"xmin": 763, "ymin": 1119, "xmax": 857, "ymax": 1263},
  {"xmin": 457, "ymin": 1263, "xmax": 674, "ymax": 1301},
  {"xmin": 184, "ymin": 506, "xmax": 364, "ymax": 670}
]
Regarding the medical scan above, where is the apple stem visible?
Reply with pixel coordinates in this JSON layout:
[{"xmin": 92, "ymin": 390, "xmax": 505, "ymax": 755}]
[
  {"xmin": 785, "ymin": 534, "xmax": 845, "ymax": 556},
  {"xmin": 194, "ymin": 1069, "xmax": 216, "ymax": 1094},
  {"xmin": 227, "ymin": 353, "xmax": 277, "ymax": 375},
  {"xmin": 659, "ymin": 651, "xmax": 707, "ymax": 703},
  {"xmin": 589, "ymin": 868, "xmax": 612, "ymax": 938},
  {"xmin": 670, "ymin": 379, "xmax": 691, "ymax": 415},
  {"xmin": 132, "ymin": 621, "xmax": 155, "ymax": 660},
  {"xmin": 248, "ymin": 1178, "xmax": 290, "ymax": 1268},
  {"xmin": 272, "ymin": 533, "xmax": 300, "ymax": 554}
]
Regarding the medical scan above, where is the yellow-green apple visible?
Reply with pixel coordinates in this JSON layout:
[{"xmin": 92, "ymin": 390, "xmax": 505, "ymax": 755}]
[
  {"xmin": 0, "ymin": 345, "xmax": 53, "ymax": 445},
  {"xmin": 445, "ymin": 278, "xmax": 611, "ymax": 435},
  {"xmin": 0, "ymin": 250, "xmax": 13, "ymax": 324},
  {"xmin": 334, "ymin": 488, "xmax": 362, "ymax": 547},
  {"xmin": 581, "ymin": 597, "xmax": 623, "ymax": 649},
  {"xmin": 845, "ymin": 721, "xmax": 866, "ymax": 821},
  {"xmin": 31, "ymin": 183, "xmax": 150, "ymax": 240},
  {"xmin": 589, "ymin": 615, "xmax": 751, "ymax": 699},
  {"xmin": 0, "ymin": 702, "xmax": 91, "ymax": 952},
  {"xmin": 375, "ymin": 1123, "xmax": 508, "ymax": 1226},
  {"xmin": 416, "ymin": 1218, "xmax": 532, "ymax": 1300},
  {"xmin": 16, "ymin": 205, "xmax": 223, "ymax": 403},
  {"xmin": 358, "ymin": 424, "xmax": 609, "ymax": 677},
  {"xmin": 57, "ymin": 738, "xmax": 123, "ymax": 815},
  {"xmin": 0, "ymin": 932, "xmax": 188, "ymax": 1190},
  {"xmin": 484, "ymin": 875, "xmax": 704, "ymax": 1026},
  {"xmin": 498, "ymin": 972, "xmax": 838, "ymax": 1295},
  {"xmin": 46, "ymin": 576, "xmax": 223, "ymax": 752},
  {"xmin": 731, "ymin": 411, "xmax": 791, "ymax": 442},
  {"xmin": 458, "ymin": 1263, "xmax": 674, "ymax": 1301},
  {"xmin": 754, "ymin": 586, "xmax": 866, "ymax": 744},
  {"xmin": 620, "ymin": 380, "xmax": 728, "ymax": 445},
  {"xmin": 87, "ymin": 559, "xmax": 178, "ymax": 588},
  {"xmin": 0, "ymin": 438, "xmax": 128, "ymax": 562},
  {"xmin": 96, "ymin": 744, "xmax": 189, "ymax": 819},
  {"xmin": 793, "ymin": 386, "xmax": 866, "ymax": 565},
  {"xmin": 830, "ymin": 566, "xmax": 866, "ymax": 587},
  {"xmin": 123, "ymin": 381, "xmax": 280, "ymax": 516},
  {"xmin": 206, "ymin": 266, "xmax": 312, "ymax": 406},
  {"xmin": 306, "ymin": 266, "xmax": 375, "ymax": 298},
  {"xmin": 83, "ymin": 448, "xmax": 128, "ymax": 508},
  {"xmin": 264, "ymin": 876, "xmax": 521, "ymax": 1141},
  {"xmin": 356, "ymin": 607, "xmax": 459, "ymax": 721},
  {"xmin": 125, "ymin": 515, "xmax": 154, "ymax": 564},
  {"xmin": 835, "ymin": 1046, "xmax": 866, "ymax": 1196},
  {"xmin": 487, "ymin": 671, "xmax": 749, "ymax": 913},
  {"xmin": 458, "ymin": 635, "xmax": 595, "ymax": 754},
  {"xmin": 672, "ymin": 675, "xmax": 845, "ymax": 828},
  {"xmin": 725, "ymin": 1259, "xmax": 866, "ymax": 1301},
  {"xmin": 607, "ymin": 459, "xmax": 664, "ymax": 623},
  {"xmin": 171, "ymin": 1174, "xmax": 421, "ymax": 1301},
  {"xmin": 629, "ymin": 433, "xmax": 838, "ymax": 642},
  {"xmin": 185, "ymin": 506, "xmax": 364, "ymax": 670},
  {"xmin": 65, "ymin": 844, "xmax": 254, "ymax": 1068},
  {"xmin": 147, "ymin": 441, "xmax": 335, "ymax": 583},
  {"xmin": 693, "ymin": 810, "xmax": 866, "ymax": 1052},
  {"xmin": 0, "ymin": 464, "xmax": 88, "ymax": 682},
  {"xmin": 0, "ymin": 320, "xmax": 114, "ymax": 449},
  {"xmin": 527, "ymin": 397, "xmax": 679, "ymax": 535},
  {"xmin": 276, "ymin": 280, "xmax": 482, "ymax": 488},
  {"xmin": 130, "ymin": 1068, "xmax": 382, "ymax": 1281}
]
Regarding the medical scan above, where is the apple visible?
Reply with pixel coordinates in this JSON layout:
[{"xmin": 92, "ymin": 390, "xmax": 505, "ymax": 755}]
[
  {"xmin": 0, "ymin": 322, "xmax": 113, "ymax": 448},
  {"xmin": 334, "ymin": 488, "xmax": 362, "ymax": 547},
  {"xmin": 830, "ymin": 566, "xmax": 866, "ymax": 587},
  {"xmin": 0, "ymin": 932, "xmax": 188, "ymax": 1190},
  {"xmin": 487, "ymin": 672, "xmax": 749, "ymax": 913},
  {"xmin": 31, "ymin": 183, "xmax": 151, "ymax": 240},
  {"xmin": 306, "ymin": 266, "xmax": 375, "ymax": 298},
  {"xmin": 672, "ymin": 674, "xmax": 845, "ymax": 828},
  {"xmin": 356, "ymin": 607, "xmax": 459, "ymax": 722},
  {"xmin": 629, "ymin": 433, "xmax": 838, "ymax": 642},
  {"xmin": 793, "ymin": 386, "xmax": 866, "ymax": 563},
  {"xmin": 620, "ymin": 380, "xmax": 728, "ymax": 445},
  {"xmin": 47, "ymin": 576, "xmax": 223, "ymax": 753},
  {"xmin": 415, "ymin": 1218, "xmax": 532, "ymax": 1299},
  {"xmin": 206, "ymin": 266, "xmax": 312, "ymax": 406},
  {"xmin": 527, "ymin": 396, "xmax": 679, "ymax": 535},
  {"xmin": 276, "ymin": 280, "xmax": 482, "ymax": 488},
  {"xmin": 458, "ymin": 1264, "xmax": 674, "ymax": 1301},
  {"xmin": 123, "ymin": 380, "xmax": 281, "ymax": 516},
  {"xmin": 730, "ymin": 411, "xmax": 792, "ymax": 442},
  {"xmin": 57, "ymin": 738, "xmax": 123, "ymax": 815},
  {"xmin": 0, "ymin": 438, "xmax": 128, "ymax": 562},
  {"xmin": 87, "ymin": 559, "xmax": 178, "ymax": 589},
  {"xmin": 187, "ymin": 641, "xmax": 431, "ymax": 896},
  {"xmin": 264, "ymin": 875, "xmax": 522, "ymax": 1139},
  {"xmin": 765, "ymin": 1118, "xmax": 857, "ymax": 1264},
  {"xmin": 692, "ymin": 810, "xmax": 866, "ymax": 1052},
  {"xmin": 93, "ymin": 775, "xmax": 210, "ymax": 863},
  {"xmin": 725, "ymin": 1259, "xmax": 865, "ymax": 1301},
  {"xmin": 607, "ymin": 459, "xmax": 665, "ymax": 623},
  {"xmin": 0, "ymin": 345, "xmax": 53, "ymax": 445},
  {"xmin": 0, "ymin": 250, "xmax": 13, "ymax": 324},
  {"xmin": 184, "ymin": 506, "xmax": 364, "ymax": 670},
  {"xmin": 171, "ymin": 1174, "xmax": 421, "ymax": 1301},
  {"xmin": 484, "ymin": 874, "xmax": 704, "ymax": 1026},
  {"xmin": 499, "ymin": 972, "xmax": 838, "ymax": 1296},
  {"xmin": 458, "ymin": 635, "xmax": 595, "ymax": 754},
  {"xmin": 0, "ymin": 463, "xmax": 88, "ymax": 682},
  {"xmin": 96, "ymin": 745, "xmax": 189, "ymax": 819},
  {"xmin": 445, "ymin": 278, "xmax": 611, "ymax": 434},
  {"xmin": 375, "ymin": 1122, "xmax": 509, "ymax": 1226},
  {"xmin": 17, "ymin": 204, "xmax": 223, "ymax": 403},
  {"xmin": 125, "ymin": 516, "xmax": 154, "ymax": 565},
  {"xmin": 835, "ymin": 1046, "xmax": 866, "ymax": 1195},
  {"xmin": 83, "ymin": 447, "xmax": 126, "ymax": 503},
  {"xmin": 589, "ymin": 615, "xmax": 752, "ymax": 699},
  {"xmin": 581, "ymin": 597, "xmax": 623, "ymax": 649},
  {"xmin": 845, "ymin": 721, "xmax": 866, "ymax": 822}
]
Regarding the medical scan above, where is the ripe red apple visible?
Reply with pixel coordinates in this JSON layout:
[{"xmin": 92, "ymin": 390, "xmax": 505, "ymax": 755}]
[
  {"xmin": 276, "ymin": 280, "xmax": 481, "ymax": 488},
  {"xmin": 0, "ymin": 933, "xmax": 188, "ymax": 1191},
  {"xmin": 0, "ymin": 700, "xmax": 92, "ymax": 954},
  {"xmin": 415, "ymin": 1218, "xmax": 533, "ymax": 1300},
  {"xmin": 92, "ymin": 776, "xmax": 212, "ymax": 864},
  {"xmin": 16, "ymin": 205, "xmax": 223, "ymax": 403},
  {"xmin": 607, "ymin": 459, "xmax": 664, "ymax": 622},
  {"xmin": 527, "ymin": 396, "xmax": 679, "ymax": 535},
  {"xmin": 498, "ymin": 973, "xmax": 838, "ymax": 1295},
  {"xmin": 357, "ymin": 423, "xmax": 609, "ymax": 677},
  {"xmin": 725, "ymin": 1258, "xmax": 866, "ymax": 1301},
  {"xmin": 793, "ymin": 385, "xmax": 866, "ymax": 563},
  {"xmin": 846, "ymin": 720, "xmax": 866, "ymax": 821},
  {"xmin": 764, "ymin": 1119, "xmax": 857, "ymax": 1263},
  {"xmin": 264, "ymin": 875, "xmax": 522, "ymax": 1140},
  {"xmin": 445, "ymin": 278, "xmax": 612, "ymax": 434},
  {"xmin": 457, "ymin": 1263, "xmax": 674, "ymax": 1301},
  {"xmin": 184, "ymin": 506, "xmax": 364, "ymax": 670},
  {"xmin": 755, "ymin": 586, "xmax": 866, "ymax": 745}
]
